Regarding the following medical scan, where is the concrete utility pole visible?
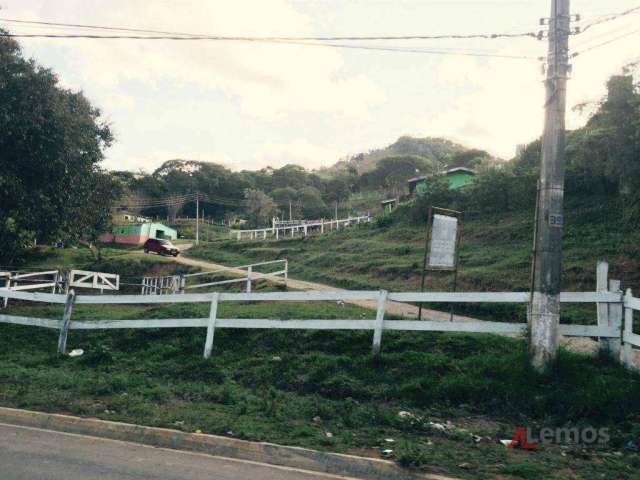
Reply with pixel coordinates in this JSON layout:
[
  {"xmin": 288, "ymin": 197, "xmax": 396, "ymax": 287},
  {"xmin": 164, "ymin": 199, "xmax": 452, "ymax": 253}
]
[
  {"xmin": 289, "ymin": 201, "xmax": 292, "ymax": 221},
  {"xmin": 195, "ymin": 193, "xmax": 200, "ymax": 246},
  {"xmin": 529, "ymin": 0, "xmax": 571, "ymax": 370}
]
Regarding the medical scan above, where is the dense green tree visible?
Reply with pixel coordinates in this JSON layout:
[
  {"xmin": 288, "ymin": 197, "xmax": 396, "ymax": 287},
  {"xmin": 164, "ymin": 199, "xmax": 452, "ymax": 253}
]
[
  {"xmin": 244, "ymin": 189, "xmax": 276, "ymax": 227},
  {"xmin": 0, "ymin": 32, "xmax": 114, "ymax": 263},
  {"xmin": 359, "ymin": 155, "xmax": 433, "ymax": 194},
  {"xmin": 298, "ymin": 186, "xmax": 329, "ymax": 219}
]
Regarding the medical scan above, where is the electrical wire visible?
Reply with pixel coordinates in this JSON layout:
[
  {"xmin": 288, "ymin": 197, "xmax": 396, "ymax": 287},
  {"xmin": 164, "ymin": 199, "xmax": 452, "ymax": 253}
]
[
  {"xmin": 572, "ymin": 27, "xmax": 640, "ymax": 57},
  {"xmin": 114, "ymin": 192, "xmax": 248, "ymax": 209},
  {"xmin": 0, "ymin": 17, "xmax": 539, "ymax": 41},
  {"xmin": 0, "ymin": 30, "xmax": 540, "ymax": 59},
  {"xmin": 576, "ymin": 5, "xmax": 640, "ymax": 35},
  {"xmin": 275, "ymin": 40, "xmax": 538, "ymax": 59}
]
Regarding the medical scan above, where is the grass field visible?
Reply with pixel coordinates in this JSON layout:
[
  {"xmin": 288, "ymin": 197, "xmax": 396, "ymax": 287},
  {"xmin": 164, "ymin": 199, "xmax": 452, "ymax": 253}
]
[
  {"xmin": 3, "ymin": 201, "xmax": 640, "ymax": 479},
  {"xmin": 2, "ymin": 297, "xmax": 640, "ymax": 479},
  {"xmin": 188, "ymin": 194, "xmax": 640, "ymax": 326}
]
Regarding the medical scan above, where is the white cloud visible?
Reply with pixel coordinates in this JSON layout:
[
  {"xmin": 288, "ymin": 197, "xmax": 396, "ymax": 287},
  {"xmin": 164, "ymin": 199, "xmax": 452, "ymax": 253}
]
[{"xmin": 5, "ymin": 0, "xmax": 384, "ymax": 120}]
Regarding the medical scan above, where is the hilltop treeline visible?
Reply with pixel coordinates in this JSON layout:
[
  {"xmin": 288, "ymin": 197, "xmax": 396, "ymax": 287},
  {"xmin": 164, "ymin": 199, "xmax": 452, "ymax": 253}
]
[
  {"xmin": 409, "ymin": 73, "xmax": 640, "ymax": 222},
  {"xmin": 114, "ymin": 144, "xmax": 492, "ymax": 227}
]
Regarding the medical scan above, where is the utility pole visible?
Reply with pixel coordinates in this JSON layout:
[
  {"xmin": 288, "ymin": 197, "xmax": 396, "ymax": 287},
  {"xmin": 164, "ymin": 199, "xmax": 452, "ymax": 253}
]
[
  {"xmin": 529, "ymin": 0, "xmax": 571, "ymax": 370},
  {"xmin": 195, "ymin": 193, "xmax": 200, "ymax": 246},
  {"xmin": 289, "ymin": 200, "xmax": 292, "ymax": 221},
  {"xmin": 335, "ymin": 201, "xmax": 338, "ymax": 220}
]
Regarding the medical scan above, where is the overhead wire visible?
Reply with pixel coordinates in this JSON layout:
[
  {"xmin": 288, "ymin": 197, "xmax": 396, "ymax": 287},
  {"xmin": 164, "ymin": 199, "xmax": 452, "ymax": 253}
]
[
  {"xmin": 575, "ymin": 5, "xmax": 640, "ymax": 35},
  {"xmin": 572, "ymin": 27, "xmax": 640, "ymax": 58},
  {"xmin": 0, "ymin": 17, "xmax": 539, "ymax": 41}
]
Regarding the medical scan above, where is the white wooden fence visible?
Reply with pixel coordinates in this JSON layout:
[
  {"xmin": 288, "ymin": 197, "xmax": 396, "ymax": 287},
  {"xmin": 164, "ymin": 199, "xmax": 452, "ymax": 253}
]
[
  {"xmin": 232, "ymin": 215, "xmax": 371, "ymax": 241},
  {"xmin": 181, "ymin": 259, "xmax": 288, "ymax": 293},
  {"xmin": 69, "ymin": 270, "xmax": 119, "ymax": 292},
  {"xmin": 0, "ymin": 270, "xmax": 59, "ymax": 308},
  {"xmin": 0, "ymin": 287, "xmax": 636, "ymax": 365},
  {"xmin": 140, "ymin": 259, "xmax": 288, "ymax": 295},
  {"xmin": 141, "ymin": 275, "xmax": 182, "ymax": 295}
]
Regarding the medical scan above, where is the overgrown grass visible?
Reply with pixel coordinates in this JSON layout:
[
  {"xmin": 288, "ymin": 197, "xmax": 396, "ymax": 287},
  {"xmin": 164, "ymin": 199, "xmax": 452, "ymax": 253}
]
[
  {"xmin": 188, "ymin": 194, "xmax": 640, "ymax": 326},
  {"xmin": 2, "ymin": 299, "xmax": 640, "ymax": 479},
  {"xmin": 4, "ymin": 203, "xmax": 640, "ymax": 478}
]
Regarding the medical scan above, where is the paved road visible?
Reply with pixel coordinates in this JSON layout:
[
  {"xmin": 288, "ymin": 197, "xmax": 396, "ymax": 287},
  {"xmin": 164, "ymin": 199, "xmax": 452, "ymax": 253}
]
[{"xmin": 0, "ymin": 423, "xmax": 359, "ymax": 480}]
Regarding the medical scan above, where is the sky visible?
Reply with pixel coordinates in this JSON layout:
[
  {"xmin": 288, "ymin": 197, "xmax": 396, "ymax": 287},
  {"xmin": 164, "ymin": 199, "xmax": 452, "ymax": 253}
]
[{"xmin": 1, "ymin": 0, "xmax": 639, "ymax": 173}]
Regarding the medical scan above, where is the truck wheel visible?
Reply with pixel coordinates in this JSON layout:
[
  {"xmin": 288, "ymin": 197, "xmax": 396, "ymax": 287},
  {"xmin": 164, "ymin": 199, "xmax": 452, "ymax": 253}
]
[{"xmin": 144, "ymin": 248, "xmax": 149, "ymax": 254}]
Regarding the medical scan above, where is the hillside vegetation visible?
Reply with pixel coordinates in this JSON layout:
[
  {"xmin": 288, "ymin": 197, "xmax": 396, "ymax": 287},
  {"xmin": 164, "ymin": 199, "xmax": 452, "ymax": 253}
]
[
  {"xmin": 189, "ymin": 191, "xmax": 640, "ymax": 325},
  {"xmin": 320, "ymin": 136, "xmax": 470, "ymax": 175}
]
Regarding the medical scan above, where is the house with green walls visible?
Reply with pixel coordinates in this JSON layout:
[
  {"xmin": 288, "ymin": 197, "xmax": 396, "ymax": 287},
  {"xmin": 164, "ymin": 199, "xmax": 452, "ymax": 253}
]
[
  {"xmin": 100, "ymin": 222, "xmax": 178, "ymax": 245},
  {"xmin": 407, "ymin": 167, "xmax": 476, "ymax": 196}
]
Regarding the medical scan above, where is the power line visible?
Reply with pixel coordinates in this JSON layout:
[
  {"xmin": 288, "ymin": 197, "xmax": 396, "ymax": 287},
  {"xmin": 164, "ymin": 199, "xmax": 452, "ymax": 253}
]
[
  {"xmin": 280, "ymin": 40, "xmax": 538, "ymax": 59},
  {"xmin": 576, "ymin": 5, "xmax": 640, "ymax": 35},
  {"xmin": 0, "ymin": 31, "xmax": 540, "ymax": 60},
  {"xmin": 0, "ymin": 17, "xmax": 539, "ymax": 41},
  {"xmin": 572, "ymin": 27, "xmax": 640, "ymax": 57}
]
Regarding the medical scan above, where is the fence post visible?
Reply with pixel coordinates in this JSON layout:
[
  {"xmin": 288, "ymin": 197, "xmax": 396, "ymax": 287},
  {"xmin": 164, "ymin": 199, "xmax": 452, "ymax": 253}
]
[
  {"xmin": 372, "ymin": 290, "xmax": 388, "ymax": 355},
  {"xmin": 303, "ymin": 224, "xmax": 308, "ymax": 237},
  {"xmin": 321, "ymin": 219, "xmax": 324, "ymax": 234},
  {"xmin": 596, "ymin": 261, "xmax": 610, "ymax": 353},
  {"xmin": 2, "ymin": 274, "xmax": 10, "ymax": 308},
  {"xmin": 284, "ymin": 259, "xmax": 288, "ymax": 288},
  {"xmin": 276, "ymin": 228, "xmax": 279, "ymax": 240},
  {"xmin": 57, "ymin": 290, "xmax": 76, "ymax": 355},
  {"xmin": 65, "ymin": 270, "xmax": 72, "ymax": 295},
  {"xmin": 623, "ymin": 289, "xmax": 634, "ymax": 369},
  {"xmin": 246, "ymin": 266, "xmax": 252, "ymax": 293},
  {"xmin": 607, "ymin": 279, "xmax": 623, "ymax": 361},
  {"xmin": 203, "ymin": 292, "xmax": 220, "ymax": 359}
]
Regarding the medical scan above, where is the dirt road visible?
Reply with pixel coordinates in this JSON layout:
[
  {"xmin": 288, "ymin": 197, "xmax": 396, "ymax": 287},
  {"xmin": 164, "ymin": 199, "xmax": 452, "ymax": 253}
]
[
  {"xmin": 151, "ymin": 248, "xmax": 608, "ymax": 357},
  {"xmin": 170, "ymin": 252, "xmax": 477, "ymax": 322}
]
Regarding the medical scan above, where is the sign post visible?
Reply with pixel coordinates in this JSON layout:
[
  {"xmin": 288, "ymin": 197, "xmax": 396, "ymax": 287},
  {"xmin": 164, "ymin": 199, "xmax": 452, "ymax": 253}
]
[{"xmin": 418, "ymin": 207, "xmax": 463, "ymax": 321}]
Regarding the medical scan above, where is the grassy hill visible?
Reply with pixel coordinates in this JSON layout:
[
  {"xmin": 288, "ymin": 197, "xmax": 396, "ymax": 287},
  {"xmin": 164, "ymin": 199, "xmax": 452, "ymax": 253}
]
[{"xmin": 188, "ymin": 193, "xmax": 640, "ymax": 325}]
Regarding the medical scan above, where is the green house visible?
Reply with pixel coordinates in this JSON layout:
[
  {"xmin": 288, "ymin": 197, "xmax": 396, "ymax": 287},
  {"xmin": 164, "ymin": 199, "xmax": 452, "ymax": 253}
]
[
  {"xmin": 99, "ymin": 222, "xmax": 178, "ymax": 245},
  {"xmin": 408, "ymin": 167, "xmax": 476, "ymax": 195}
]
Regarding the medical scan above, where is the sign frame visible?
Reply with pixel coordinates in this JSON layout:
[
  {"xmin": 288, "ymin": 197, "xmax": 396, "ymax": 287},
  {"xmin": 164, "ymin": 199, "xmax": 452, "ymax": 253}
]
[{"xmin": 418, "ymin": 206, "xmax": 464, "ymax": 321}]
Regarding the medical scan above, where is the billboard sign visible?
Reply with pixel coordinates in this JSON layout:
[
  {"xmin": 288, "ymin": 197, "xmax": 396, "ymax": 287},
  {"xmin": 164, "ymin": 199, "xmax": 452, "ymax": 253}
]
[{"xmin": 428, "ymin": 214, "xmax": 458, "ymax": 269}]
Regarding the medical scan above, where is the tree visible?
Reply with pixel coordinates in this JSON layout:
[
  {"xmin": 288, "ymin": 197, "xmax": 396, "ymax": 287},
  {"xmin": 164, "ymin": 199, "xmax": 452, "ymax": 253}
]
[
  {"xmin": 244, "ymin": 189, "xmax": 276, "ymax": 227},
  {"xmin": 270, "ymin": 187, "xmax": 298, "ymax": 218},
  {"xmin": 359, "ymin": 156, "xmax": 433, "ymax": 195},
  {"xmin": 0, "ymin": 32, "xmax": 114, "ymax": 263},
  {"xmin": 76, "ymin": 172, "xmax": 124, "ymax": 259},
  {"xmin": 298, "ymin": 186, "xmax": 328, "ymax": 219}
]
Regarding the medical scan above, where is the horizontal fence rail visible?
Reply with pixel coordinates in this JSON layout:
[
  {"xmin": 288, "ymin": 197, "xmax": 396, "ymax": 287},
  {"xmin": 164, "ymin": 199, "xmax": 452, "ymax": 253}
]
[{"xmin": 0, "ymin": 286, "xmax": 636, "ymax": 364}]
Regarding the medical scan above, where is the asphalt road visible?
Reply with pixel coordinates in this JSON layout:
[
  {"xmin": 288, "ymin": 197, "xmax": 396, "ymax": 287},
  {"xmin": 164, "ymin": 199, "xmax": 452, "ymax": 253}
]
[{"xmin": 0, "ymin": 423, "xmax": 358, "ymax": 480}]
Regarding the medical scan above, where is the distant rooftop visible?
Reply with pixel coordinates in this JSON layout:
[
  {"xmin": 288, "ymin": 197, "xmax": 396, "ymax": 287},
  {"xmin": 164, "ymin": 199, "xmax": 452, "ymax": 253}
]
[{"xmin": 407, "ymin": 167, "xmax": 475, "ymax": 184}]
